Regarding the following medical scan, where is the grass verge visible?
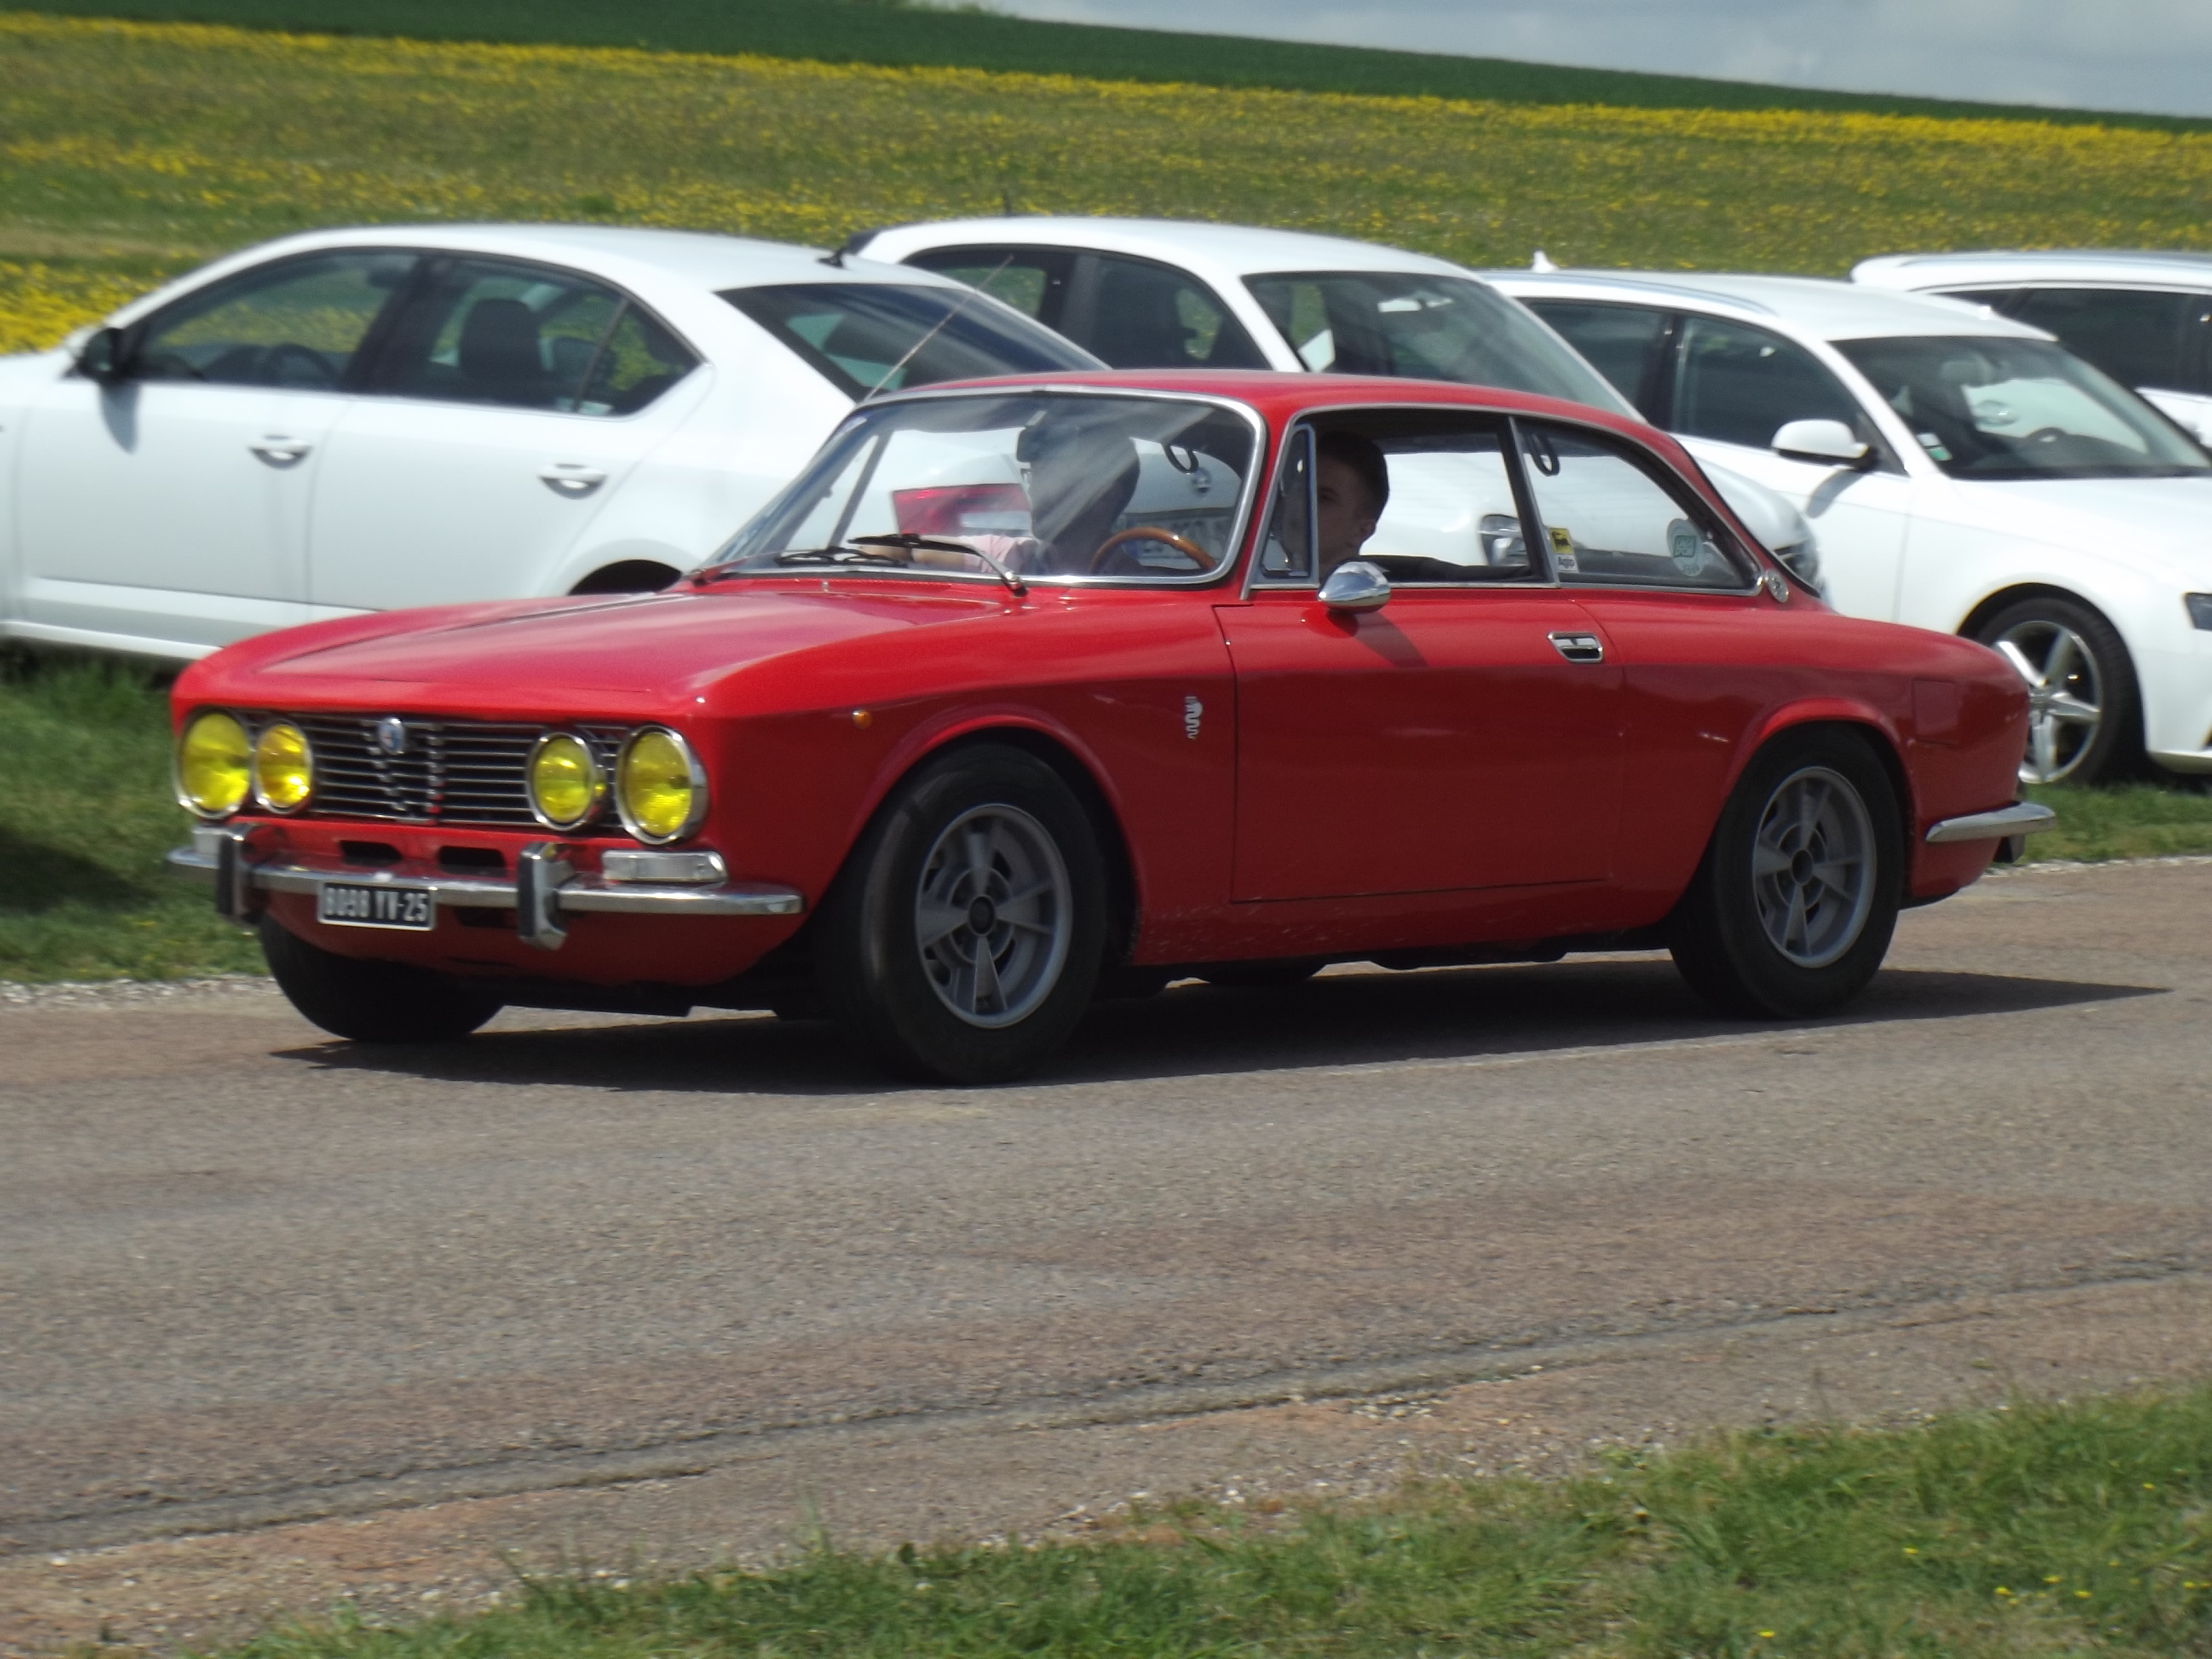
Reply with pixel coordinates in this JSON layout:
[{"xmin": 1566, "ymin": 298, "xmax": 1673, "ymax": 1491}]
[{"xmin": 211, "ymin": 1386, "xmax": 2212, "ymax": 1659}]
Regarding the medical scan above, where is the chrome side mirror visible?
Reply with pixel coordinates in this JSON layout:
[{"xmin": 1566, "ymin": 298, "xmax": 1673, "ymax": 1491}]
[
  {"xmin": 74, "ymin": 326, "xmax": 131, "ymax": 387},
  {"xmin": 1319, "ymin": 559, "xmax": 1390, "ymax": 613},
  {"xmin": 1772, "ymin": 418, "xmax": 1871, "ymax": 467}
]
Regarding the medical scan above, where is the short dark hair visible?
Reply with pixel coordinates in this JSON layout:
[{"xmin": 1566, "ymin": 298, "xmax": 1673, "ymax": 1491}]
[{"xmin": 1316, "ymin": 430, "xmax": 1390, "ymax": 514}]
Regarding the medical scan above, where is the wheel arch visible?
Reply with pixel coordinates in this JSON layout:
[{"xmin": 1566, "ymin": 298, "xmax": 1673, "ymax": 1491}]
[
  {"xmin": 568, "ymin": 559, "xmax": 681, "ymax": 595},
  {"xmin": 1740, "ymin": 708, "xmax": 1916, "ymax": 845},
  {"xmin": 1955, "ymin": 581, "xmax": 2106, "ymax": 642}
]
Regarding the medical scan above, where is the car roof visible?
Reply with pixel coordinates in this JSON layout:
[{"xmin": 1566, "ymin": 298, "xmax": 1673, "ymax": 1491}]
[
  {"xmin": 1485, "ymin": 268, "xmax": 2049, "ymax": 343},
  {"xmin": 856, "ymin": 217, "xmax": 1470, "ymax": 279},
  {"xmin": 1853, "ymin": 248, "xmax": 2212, "ymax": 290}
]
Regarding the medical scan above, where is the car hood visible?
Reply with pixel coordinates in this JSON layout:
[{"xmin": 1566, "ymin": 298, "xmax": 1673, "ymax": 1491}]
[
  {"xmin": 255, "ymin": 584, "xmax": 1006, "ymax": 698},
  {"xmin": 1943, "ymin": 472, "xmax": 2212, "ymax": 577}
]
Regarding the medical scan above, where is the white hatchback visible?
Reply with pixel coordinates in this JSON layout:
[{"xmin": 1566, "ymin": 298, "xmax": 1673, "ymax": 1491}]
[
  {"xmin": 1490, "ymin": 268, "xmax": 2212, "ymax": 783},
  {"xmin": 849, "ymin": 217, "xmax": 1820, "ymax": 585},
  {"xmin": 1852, "ymin": 250, "xmax": 2212, "ymax": 445},
  {"xmin": 0, "ymin": 224, "xmax": 1095, "ymax": 660}
]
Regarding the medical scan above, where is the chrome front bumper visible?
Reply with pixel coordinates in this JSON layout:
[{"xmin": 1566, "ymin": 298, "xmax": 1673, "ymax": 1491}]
[
  {"xmin": 1924, "ymin": 801, "xmax": 2057, "ymax": 844},
  {"xmin": 168, "ymin": 824, "xmax": 802, "ymax": 950}
]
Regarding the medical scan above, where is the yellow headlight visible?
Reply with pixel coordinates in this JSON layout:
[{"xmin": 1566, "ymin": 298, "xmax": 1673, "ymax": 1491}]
[
  {"xmin": 529, "ymin": 732, "xmax": 603, "ymax": 830},
  {"xmin": 616, "ymin": 728, "xmax": 705, "ymax": 843},
  {"xmin": 176, "ymin": 709, "xmax": 251, "ymax": 818},
  {"xmin": 252, "ymin": 720, "xmax": 314, "ymax": 812}
]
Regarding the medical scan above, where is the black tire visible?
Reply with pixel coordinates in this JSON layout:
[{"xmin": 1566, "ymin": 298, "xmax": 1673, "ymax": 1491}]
[
  {"xmin": 817, "ymin": 745, "xmax": 1107, "ymax": 1084},
  {"xmin": 260, "ymin": 916, "xmax": 503, "ymax": 1043},
  {"xmin": 1970, "ymin": 594, "xmax": 2140, "ymax": 784},
  {"xmin": 1196, "ymin": 959, "xmax": 1324, "ymax": 989},
  {"xmin": 1668, "ymin": 728, "xmax": 1903, "ymax": 1020}
]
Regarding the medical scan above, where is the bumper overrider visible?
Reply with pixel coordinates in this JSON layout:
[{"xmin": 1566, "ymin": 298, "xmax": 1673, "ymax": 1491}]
[{"xmin": 168, "ymin": 824, "xmax": 802, "ymax": 951}]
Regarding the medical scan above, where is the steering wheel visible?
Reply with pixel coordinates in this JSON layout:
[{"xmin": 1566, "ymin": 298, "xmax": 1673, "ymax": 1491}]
[
  {"xmin": 260, "ymin": 342, "xmax": 338, "ymax": 389},
  {"xmin": 2023, "ymin": 426, "xmax": 2069, "ymax": 444},
  {"xmin": 1089, "ymin": 526, "xmax": 1215, "ymax": 573}
]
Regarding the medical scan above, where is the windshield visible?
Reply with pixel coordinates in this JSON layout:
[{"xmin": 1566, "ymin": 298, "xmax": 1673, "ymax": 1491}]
[
  {"xmin": 1244, "ymin": 271, "xmax": 1629, "ymax": 413},
  {"xmin": 1833, "ymin": 336, "xmax": 2211, "ymax": 480},
  {"xmin": 721, "ymin": 282, "xmax": 1098, "ymax": 399},
  {"xmin": 709, "ymin": 391, "xmax": 1258, "ymax": 584}
]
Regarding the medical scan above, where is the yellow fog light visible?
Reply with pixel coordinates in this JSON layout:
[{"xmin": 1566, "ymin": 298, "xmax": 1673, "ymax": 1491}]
[
  {"xmin": 252, "ymin": 720, "xmax": 314, "ymax": 813},
  {"xmin": 176, "ymin": 709, "xmax": 251, "ymax": 819},
  {"xmin": 529, "ymin": 732, "xmax": 604, "ymax": 830},
  {"xmin": 616, "ymin": 727, "xmax": 706, "ymax": 843}
]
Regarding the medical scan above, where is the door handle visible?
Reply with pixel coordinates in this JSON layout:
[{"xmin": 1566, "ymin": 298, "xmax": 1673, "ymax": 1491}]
[
  {"xmin": 250, "ymin": 437, "xmax": 312, "ymax": 467},
  {"xmin": 539, "ymin": 464, "xmax": 608, "ymax": 497},
  {"xmin": 1547, "ymin": 631, "xmax": 1605, "ymax": 664}
]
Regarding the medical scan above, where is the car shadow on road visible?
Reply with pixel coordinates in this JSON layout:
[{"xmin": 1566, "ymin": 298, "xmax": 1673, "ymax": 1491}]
[{"xmin": 272, "ymin": 957, "xmax": 2163, "ymax": 1097}]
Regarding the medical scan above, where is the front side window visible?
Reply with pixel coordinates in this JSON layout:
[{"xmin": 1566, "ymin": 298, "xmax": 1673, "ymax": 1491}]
[
  {"xmin": 2002, "ymin": 287, "xmax": 2203, "ymax": 395},
  {"xmin": 1086, "ymin": 255, "xmax": 1270, "ymax": 370},
  {"xmin": 1518, "ymin": 422, "xmax": 1750, "ymax": 590},
  {"xmin": 1522, "ymin": 300, "xmax": 1671, "ymax": 419},
  {"xmin": 132, "ymin": 251, "xmax": 415, "ymax": 390},
  {"xmin": 1670, "ymin": 314, "xmax": 1876, "ymax": 454},
  {"xmin": 1834, "ymin": 335, "xmax": 2212, "ymax": 480},
  {"xmin": 377, "ymin": 258, "xmax": 698, "ymax": 414},
  {"xmin": 724, "ymin": 282, "xmax": 1096, "ymax": 400},
  {"xmin": 709, "ymin": 392, "xmax": 1256, "ymax": 585},
  {"xmin": 1245, "ymin": 271, "xmax": 1625, "ymax": 411},
  {"xmin": 901, "ymin": 246, "xmax": 1077, "ymax": 330}
]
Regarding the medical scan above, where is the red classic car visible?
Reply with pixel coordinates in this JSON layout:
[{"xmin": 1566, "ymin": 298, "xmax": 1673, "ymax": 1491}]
[{"xmin": 169, "ymin": 371, "xmax": 2049, "ymax": 1082}]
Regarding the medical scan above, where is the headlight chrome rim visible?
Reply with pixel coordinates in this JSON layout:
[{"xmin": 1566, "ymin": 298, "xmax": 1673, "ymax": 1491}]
[
  {"xmin": 527, "ymin": 730, "xmax": 608, "ymax": 832},
  {"xmin": 615, "ymin": 727, "xmax": 709, "ymax": 845},
  {"xmin": 175, "ymin": 709, "xmax": 253, "ymax": 820},
  {"xmin": 251, "ymin": 719, "xmax": 315, "ymax": 814}
]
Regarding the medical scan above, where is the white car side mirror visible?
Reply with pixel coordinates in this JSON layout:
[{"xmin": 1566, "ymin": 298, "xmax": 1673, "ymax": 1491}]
[{"xmin": 1772, "ymin": 418, "xmax": 1871, "ymax": 467}]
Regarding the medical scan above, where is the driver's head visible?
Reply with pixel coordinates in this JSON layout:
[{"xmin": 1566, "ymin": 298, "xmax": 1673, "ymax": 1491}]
[
  {"xmin": 1021, "ymin": 421, "xmax": 1142, "ymax": 571},
  {"xmin": 1316, "ymin": 431, "xmax": 1388, "ymax": 573}
]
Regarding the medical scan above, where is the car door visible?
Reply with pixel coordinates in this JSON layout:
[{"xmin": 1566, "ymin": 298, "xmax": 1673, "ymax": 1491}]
[
  {"xmin": 12, "ymin": 248, "xmax": 415, "ymax": 651},
  {"xmin": 1219, "ymin": 419, "xmax": 1623, "ymax": 903},
  {"xmin": 305, "ymin": 256, "xmax": 703, "ymax": 614}
]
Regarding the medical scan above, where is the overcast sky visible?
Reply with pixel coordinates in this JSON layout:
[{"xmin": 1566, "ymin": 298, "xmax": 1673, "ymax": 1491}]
[{"xmin": 976, "ymin": 0, "xmax": 2212, "ymax": 119}]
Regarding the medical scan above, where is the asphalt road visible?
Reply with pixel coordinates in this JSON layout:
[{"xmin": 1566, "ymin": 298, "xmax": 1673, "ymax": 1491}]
[{"xmin": 5, "ymin": 858, "xmax": 2211, "ymax": 1596}]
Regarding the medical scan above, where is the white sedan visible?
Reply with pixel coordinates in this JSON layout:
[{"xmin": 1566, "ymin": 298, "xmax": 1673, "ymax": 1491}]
[
  {"xmin": 848, "ymin": 217, "xmax": 1821, "ymax": 585},
  {"xmin": 1489, "ymin": 267, "xmax": 2212, "ymax": 783},
  {"xmin": 0, "ymin": 224, "xmax": 1095, "ymax": 660}
]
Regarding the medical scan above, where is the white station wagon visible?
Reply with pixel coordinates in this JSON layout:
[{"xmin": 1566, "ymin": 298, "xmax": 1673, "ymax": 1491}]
[
  {"xmin": 0, "ymin": 224, "xmax": 1095, "ymax": 660},
  {"xmin": 1491, "ymin": 268, "xmax": 2212, "ymax": 784}
]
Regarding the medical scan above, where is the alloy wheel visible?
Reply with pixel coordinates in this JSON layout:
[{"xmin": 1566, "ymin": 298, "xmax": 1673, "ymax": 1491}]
[
  {"xmin": 1750, "ymin": 765, "xmax": 1877, "ymax": 970},
  {"xmin": 912, "ymin": 804, "xmax": 1073, "ymax": 1028},
  {"xmin": 1994, "ymin": 618, "xmax": 2103, "ymax": 783}
]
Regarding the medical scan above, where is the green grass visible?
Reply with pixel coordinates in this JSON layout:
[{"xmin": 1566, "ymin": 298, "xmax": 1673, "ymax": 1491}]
[
  {"xmin": 10, "ymin": 0, "xmax": 2209, "ymax": 132},
  {"xmin": 2027, "ymin": 781, "xmax": 2212, "ymax": 863},
  {"xmin": 203, "ymin": 1386, "xmax": 2212, "ymax": 1659},
  {"xmin": 0, "ymin": 654, "xmax": 261, "ymax": 981}
]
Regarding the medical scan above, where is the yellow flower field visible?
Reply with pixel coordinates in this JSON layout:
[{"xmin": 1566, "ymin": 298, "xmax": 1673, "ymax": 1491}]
[{"xmin": 1, "ymin": 12, "xmax": 2209, "ymax": 354}]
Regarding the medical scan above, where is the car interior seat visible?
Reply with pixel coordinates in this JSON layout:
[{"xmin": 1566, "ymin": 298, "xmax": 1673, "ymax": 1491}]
[{"xmin": 457, "ymin": 297, "xmax": 552, "ymax": 405}]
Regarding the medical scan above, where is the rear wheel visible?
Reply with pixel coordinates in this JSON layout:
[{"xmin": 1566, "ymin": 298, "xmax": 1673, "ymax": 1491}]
[
  {"xmin": 1669, "ymin": 729, "xmax": 1902, "ymax": 1020},
  {"xmin": 260, "ymin": 916, "xmax": 503, "ymax": 1043},
  {"xmin": 1972, "ymin": 594, "xmax": 2138, "ymax": 784},
  {"xmin": 817, "ymin": 745, "xmax": 1107, "ymax": 1083}
]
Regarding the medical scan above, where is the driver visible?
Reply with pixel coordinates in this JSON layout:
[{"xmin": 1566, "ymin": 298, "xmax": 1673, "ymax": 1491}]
[
  {"xmin": 907, "ymin": 423, "xmax": 1142, "ymax": 577},
  {"xmin": 1316, "ymin": 431, "xmax": 1389, "ymax": 575}
]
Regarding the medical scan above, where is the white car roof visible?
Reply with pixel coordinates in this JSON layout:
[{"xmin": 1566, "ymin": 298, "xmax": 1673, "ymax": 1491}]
[
  {"xmin": 1854, "ymin": 249, "xmax": 2212, "ymax": 292},
  {"xmin": 858, "ymin": 217, "xmax": 1470, "ymax": 280},
  {"xmin": 1485, "ymin": 269, "xmax": 2050, "ymax": 343}
]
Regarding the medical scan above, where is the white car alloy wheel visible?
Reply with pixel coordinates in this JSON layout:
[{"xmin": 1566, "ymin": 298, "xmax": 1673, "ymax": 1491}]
[
  {"xmin": 913, "ymin": 804, "xmax": 1074, "ymax": 1029},
  {"xmin": 1992, "ymin": 618, "xmax": 2105, "ymax": 784},
  {"xmin": 1750, "ymin": 765, "xmax": 1878, "ymax": 970}
]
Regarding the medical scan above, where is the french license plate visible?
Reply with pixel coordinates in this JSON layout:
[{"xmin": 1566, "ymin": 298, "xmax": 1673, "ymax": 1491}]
[{"xmin": 318, "ymin": 882, "xmax": 435, "ymax": 931}]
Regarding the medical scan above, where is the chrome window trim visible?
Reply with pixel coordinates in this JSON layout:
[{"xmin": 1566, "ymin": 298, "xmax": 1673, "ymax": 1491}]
[
  {"xmin": 248, "ymin": 718, "xmax": 315, "ymax": 815},
  {"xmin": 616, "ymin": 726, "xmax": 711, "ymax": 845},
  {"xmin": 526, "ymin": 729, "xmax": 610, "ymax": 833},
  {"xmin": 711, "ymin": 384, "xmax": 1268, "ymax": 591}
]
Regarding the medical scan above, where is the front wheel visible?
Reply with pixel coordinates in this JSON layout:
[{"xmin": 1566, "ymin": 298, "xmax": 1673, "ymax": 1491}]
[
  {"xmin": 1972, "ymin": 594, "xmax": 2138, "ymax": 784},
  {"xmin": 261, "ymin": 916, "xmax": 503, "ymax": 1043},
  {"xmin": 817, "ymin": 745, "xmax": 1107, "ymax": 1083},
  {"xmin": 1668, "ymin": 729, "xmax": 1902, "ymax": 1020}
]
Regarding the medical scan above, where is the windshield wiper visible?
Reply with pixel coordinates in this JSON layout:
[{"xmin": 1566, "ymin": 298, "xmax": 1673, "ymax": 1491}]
[{"xmin": 850, "ymin": 533, "xmax": 1028, "ymax": 596}]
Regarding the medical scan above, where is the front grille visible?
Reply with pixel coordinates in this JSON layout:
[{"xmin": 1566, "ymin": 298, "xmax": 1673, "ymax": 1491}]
[{"xmin": 289, "ymin": 716, "xmax": 629, "ymax": 829}]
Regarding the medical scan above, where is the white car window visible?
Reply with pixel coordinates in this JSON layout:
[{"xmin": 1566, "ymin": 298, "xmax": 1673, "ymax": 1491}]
[
  {"xmin": 132, "ymin": 251, "xmax": 415, "ymax": 390},
  {"xmin": 1671, "ymin": 315, "xmax": 1879, "ymax": 456},
  {"xmin": 1519, "ymin": 423, "xmax": 1750, "ymax": 591},
  {"xmin": 2005, "ymin": 287, "xmax": 2206, "ymax": 397}
]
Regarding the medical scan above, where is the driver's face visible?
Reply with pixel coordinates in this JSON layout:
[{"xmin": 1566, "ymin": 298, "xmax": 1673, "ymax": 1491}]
[{"xmin": 1316, "ymin": 454, "xmax": 1381, "ymax": 573}]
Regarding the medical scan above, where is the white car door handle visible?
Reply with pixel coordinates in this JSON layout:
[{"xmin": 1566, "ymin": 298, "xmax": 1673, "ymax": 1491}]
[
  {"xmin": 539, "ymin": 464, "xmax": 608, "ymax": 497},
  {"xmin": 250, "ymin": 437, "xmax": 312, "ymax": 467}
]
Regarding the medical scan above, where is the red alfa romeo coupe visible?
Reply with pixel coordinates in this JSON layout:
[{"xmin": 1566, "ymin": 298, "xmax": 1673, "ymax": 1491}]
[{"xmin": 169, "ymin": 371, "xmax": 2049, "ymax": 1082}]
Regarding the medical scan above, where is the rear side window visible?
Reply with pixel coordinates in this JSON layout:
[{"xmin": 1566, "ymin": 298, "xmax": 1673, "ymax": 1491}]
[
  {"xmin": 1086, "ymin": 255, "xmax": 1270, "ymax": 369},
  {"xmin": 900, "ymin": 246, "xmax": 1077, "ymax": 331},
  {"xmin": 132, "ymin": 251, "xmax": 415, "ymax": 390},
  {"xmin": 1522, "ymin": 300, "xmax": 1671, "ymax": 418},
  {"xmin": 724, "ymin": 282, "xmax": 1096, "ymax": 399},
  {"xmin": 2005, "ymin": 287, "xmax": 2202, "ymax": 395},
  {"xmin": 1670, "ymin": 315, "xmax": 1877, "ymax": 454}
]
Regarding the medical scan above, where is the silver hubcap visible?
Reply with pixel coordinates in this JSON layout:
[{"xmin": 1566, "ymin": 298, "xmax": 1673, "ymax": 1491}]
[
  {"xmin": 1994, "ymin": 619, "xmax": 2103, "ymax": 784},
  {"xmin": 1752, "ymin": 765, "xmax": 1876, "ymax": 970},
  {"xmin": 914, "ymin": 805, "xmax": 1072, "ymax": 1029}
]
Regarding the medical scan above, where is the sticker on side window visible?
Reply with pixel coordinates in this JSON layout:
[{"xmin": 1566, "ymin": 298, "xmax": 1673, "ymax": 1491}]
[{"xmin": 1548, "ymin": 525, "xmax": 1579, "ymax": 573}]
